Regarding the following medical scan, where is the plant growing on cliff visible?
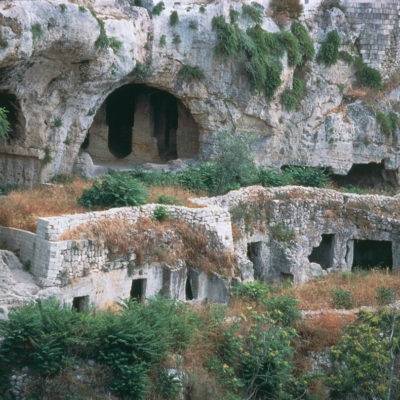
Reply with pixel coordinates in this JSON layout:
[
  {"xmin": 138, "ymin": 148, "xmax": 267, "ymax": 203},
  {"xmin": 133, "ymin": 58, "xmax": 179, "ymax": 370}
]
[
  {"xmin": 78, "ymin": 171, "xmax": 148, "ymax": 208},
  {"xmin": 270, "ymin": 0, "xmax": 304, "ymax": 19},
  {"xmin": 159, "ymin": 34, "xmax": 166, "ymax": 47},
  {"xmin": 152, "ymin": 2, "xmax": 165, "ymax": 16},
  {"xmin": 318, "ymin": 30, "xmax": 341, "ymax": 66},
  {"xmin": 291, "ymin": 21, "xmax": 315, "ymax": 61},
  {"xmin": 152, "ymin": 206, "xmax": 170, "ymax": 221},
  {"xmin": 0, "ymin": 107, "xmax": 10, "ymax": 140},
  {"xmin": 178, "ymin": 64, "xmax": 205, "ymax": 80},
  {"xmin": 242, "ymin": 3, "xmax": 263, "ymax": 24},
  {"xmin": 169, "ymin": 11, "xmax": 179, "ymax": 27},
  {"xmin": 281, "ymin": 77, "xmax": 304, "ymax": 111},
  {"xmin": 31, "ymin": 24, "xmax": 44, "ymax": 41},
  {"xmin": 355, "ymin": 57, "xmax": 383, "ymax": 89},
  {"xmin": 376, "ymin": 111, "xmax": 399, "ymax": 134}
]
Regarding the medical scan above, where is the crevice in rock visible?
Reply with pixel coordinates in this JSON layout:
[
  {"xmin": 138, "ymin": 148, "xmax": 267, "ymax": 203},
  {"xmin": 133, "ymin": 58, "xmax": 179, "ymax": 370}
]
[{"xmin": 308, "ymin": 234, "xmax": 335, "ymax": 270}]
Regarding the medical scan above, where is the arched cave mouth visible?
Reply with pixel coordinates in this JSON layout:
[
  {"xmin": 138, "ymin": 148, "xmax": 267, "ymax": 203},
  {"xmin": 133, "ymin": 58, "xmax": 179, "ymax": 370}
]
[
  {"xmin": 330, "ymin": 162, "xmax": 398, "ymax": 190},
  {"xmin": 83, "ymin": 84, "xmax": 200, "ymax": 164},
  {"xmin": 0, "ymin": 92, "xmax": 24, "ymax": 140}
]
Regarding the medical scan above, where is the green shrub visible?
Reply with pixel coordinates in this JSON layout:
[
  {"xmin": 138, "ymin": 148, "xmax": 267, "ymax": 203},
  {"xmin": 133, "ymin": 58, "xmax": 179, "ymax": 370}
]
[
  {"xmin": 286, "ymin": 166, "xmax": 330, "ymax": 187},
  {"xmin": 172, "ymin": 33, "xmax": 181, "ymax": 44},
  {"xmin": 0, "ymin": 107, "xmax": 10, "ymax": 140},
  {"xmin": 318, "ymin": 30, "xmax": 341, "ymax": 66},
  {"xmin": 189, "ymin": 20, "xmax": 198, "ymax": 30},
  {"xmin": 377, "ymin": 111, "xmax": 399, "ymax": 134},
  {"xmin": 278, "ymin": 31, "xmax": 302, "ymax": 67},
  {"xmin": 331, "ymin": 287, "xmax": 353, "ymax": 309},
  {"xmin": 327, "ymin": 310, "xmax": 400, "ymax": 399},
  {"xmin": 339, "ymin": 50, "xmax": 353, "ymax": 65},
  {"xmin": 159, "ymin": 34, "xmax": 166, "ymax": 47},
  {"xmin": 257, "ymin": 168, "xmax": 288, "ymax": 187},
  {"xmin": 178, "ymin": 64, "xmax": 205, "ymax": 80},
  {"xmin": 134, "ymin": 61, "xmax": 150, "ymax": 80},
  {"xmin": 242, "ymin": 3, "xmax": 263, "ymax": 24},
  {"xmin": 78, "ymin": 171, "xmax": 148, "ymax": 208},
  {"xmin": 375, "ymin": 286, "xmax": 396, "ymax": 306},
  {"xmin": 60, "ymin": 3, "xmax": 67, "ymax": 12},
  {"xmin": 169, "ymin": 11, "xmax": 179, "ymax": 26},
  {"xmin": 108, "ymin": 37, "xmax": 122, "ymax": 53},
  {"xmin": 291, "ymin": 22, "xmax": 315, "ymax": 61},
  {"xmin": 152, "ymin": 1, "xmax": 165, "ymax": 16},
  {"xmin": 31, "ymin": 24, "xmax": 44, "ymax": 41},
  {"xmin": 155, "ymin": 369, "xmax": 183, "ymax": 399},
  {"xmin": 281, "ymin": 91, "xmax": 298, "ymax": 111},
  {"xmin": 229, "ymin": 7, "xmax": 240, "ymax": 24},
  {"xmin": 211, "ymin": 16, "xmax": 241, "ymax": 58},
  {"xmin": 355, "ymin": 58, "xmax": 382, "ymax": 89},
  {"xmin": 156, "ymin": 194, "xmax": 181, "ymax": 205},
  {"xmin": 199, "ymin": 6, "xmax": 206, "ymax": 14},
  {"xmin": 152, "ymin": 205, "xmax": 170, "ymax": 221},
  {"xmin": 271, "ymin": 224, "xmax": 295, "ymax": 242},
  {"xmin": 264, "ymin": 295, "xmax": 301, "ymax": 326},
  {"xmin": 54, "ymin": 117, "xmax": 63, "ymax": 128},
  {"xmin": 232, "ymin": 280, "xmax": 270, "ymax": 302}
]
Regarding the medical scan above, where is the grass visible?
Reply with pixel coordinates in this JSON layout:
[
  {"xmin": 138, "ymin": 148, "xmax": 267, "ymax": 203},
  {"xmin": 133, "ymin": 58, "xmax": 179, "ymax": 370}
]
[
  {"xmin": 279, "ymin": 269, "xmax": 400, "ymax": 310},
  {"xmin": 0, "ymin": 179, "xmax": 202, "ymax": 232}
]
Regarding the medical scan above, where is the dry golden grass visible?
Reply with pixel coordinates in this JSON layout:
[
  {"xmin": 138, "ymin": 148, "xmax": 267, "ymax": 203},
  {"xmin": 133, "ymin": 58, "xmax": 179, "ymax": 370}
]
[
  {"xmin": 0, "ymin": 179, "xmax": 92, "ymax": 232},
  {"xmin": 62, "ymin": 216, "xmax": 237, "ymax": 275},
  {"xmin": 148, "ymin": 185, "xmax": 205, "ymax": 208},
  {"xmin": 280, "ymin": 269, "xmax": 400, "ymax": 310}
]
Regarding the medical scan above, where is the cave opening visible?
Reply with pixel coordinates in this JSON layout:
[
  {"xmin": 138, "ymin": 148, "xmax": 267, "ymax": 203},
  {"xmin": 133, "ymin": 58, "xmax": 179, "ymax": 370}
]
[
  {"xmin": 0, "ymin": 92, "xmax": 23, "ymax": 140},
  {"xmin": 72, "ymin": 295, "xmax": 89, "ymax": 312},
  {"xmin": 352, "ymin": 239, "xmax": 393, "ymax": 270},
  {"xmin": 185, "ymin": 277, "xmax": 194, "ymax": 300},
  {"xmin": 331, "ymin": 162, "xmax": 398, "ymax": 189},
  {"xmin": 308, "ymin": 234, "xmax": 335, "ymax": 270},
  {"xmin": 130, "ymin": 278, "xmax": 147, "ymax": 302},
  {"xmin": 85, "ymin": 84, "xmax": 199, "ymax": 164},
  {"xmin": 247, "ymin": 242, "xmax": 267, "ymax": 281}
]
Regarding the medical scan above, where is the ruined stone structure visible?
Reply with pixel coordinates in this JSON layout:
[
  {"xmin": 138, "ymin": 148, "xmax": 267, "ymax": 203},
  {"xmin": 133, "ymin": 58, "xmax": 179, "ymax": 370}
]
[
  {"xmin": 0, "ymin": 0, "xmax": 399, "ymax": 185},
  {"xmin": 1, "ymin": 186, "xmax": 400, "ymax": 316}
]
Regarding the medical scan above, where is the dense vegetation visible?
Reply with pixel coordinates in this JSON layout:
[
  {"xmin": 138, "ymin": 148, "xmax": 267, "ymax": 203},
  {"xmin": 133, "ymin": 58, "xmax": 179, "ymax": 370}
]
[{"xmin": 1, "ymin": 276, "xmax": 399, "ymax": 399}]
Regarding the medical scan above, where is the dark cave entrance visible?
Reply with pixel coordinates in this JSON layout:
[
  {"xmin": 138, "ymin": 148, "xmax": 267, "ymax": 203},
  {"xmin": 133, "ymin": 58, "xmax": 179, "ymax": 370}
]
[
  {"xmin": 185, "ymin": 276, "xmax": 194, "ymax": 300},
  {"xmin": 0, "ymin": 92, "xmax": 23, "ymax": 140},
  {"xmin": 308, "ymin": 234, "xmax": 335, "ymax": 270},
  {"xmin": 352, "ymin": 239, "xmax": 393, "ymax": 270},
  {"xmin": 72, "ymin": 295, "xmax": 89, "ymax": 312},
  {"xmin": 86, "ymin": 84, "xmax": 199, "ymax": 163},
  {"xmin": 106, "ymin": 85, "xmax": 135, "ymax": 158},
  {"xmin": 331, "ymin": 162, "xmax": 398, "ymax": 189},
  {"xmin": 130, "ymin": 278, "xmax": 147, "ymax": 302},
  {"xmin": 247, "ymin": 242, "xmax": 266, "ymax": 281}
]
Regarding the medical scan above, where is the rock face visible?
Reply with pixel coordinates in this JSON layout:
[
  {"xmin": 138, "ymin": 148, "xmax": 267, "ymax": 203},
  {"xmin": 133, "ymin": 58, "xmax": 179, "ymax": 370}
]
[{"xmin": 0, "ymin": 0, "xmax": 399, "ymax": 185}]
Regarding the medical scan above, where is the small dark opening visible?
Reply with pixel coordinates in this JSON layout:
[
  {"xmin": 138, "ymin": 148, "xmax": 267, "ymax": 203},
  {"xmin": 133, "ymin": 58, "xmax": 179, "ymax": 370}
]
[
  {"xmin": 106, "ymin": 85, "xmax": 135, "ymax": 158},
  {"xmin": 331, "ymin": 162, "xmax": 398, "ymax": 189},
  {"xmin": 280, "ymin": 272, "xmax": 294, "ymax": 283},
  {"xmin": 0, "ymin": 92, "xmax": 22, "ymax": 140},
  {"xmin": 352, "ymin": 239, "xmax": 393, "ymax": 270},
  {"xmin": 130, "ymin": 278, "xmax": 147, "ymax": 302},
  {"xmin": 308, "ymin": 234, "xmax": 335, "ymax": 270},
  {"xmin": 185, "ymin": 277, "xmax": 194, "ymax": 300},
  {"xmin": 150, "ymin": 91, "xmax": 178, "ymax": 160},
  {"xmin": 247, "ymin": 242, "xmax": 265, "ymax": 280},
  {"xmin": 72, "ymin": 295, "xmax": 89, "ymax": 312}
]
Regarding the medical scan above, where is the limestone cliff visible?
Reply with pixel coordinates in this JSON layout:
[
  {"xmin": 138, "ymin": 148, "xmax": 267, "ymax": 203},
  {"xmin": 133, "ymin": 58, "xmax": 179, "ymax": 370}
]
[{"xmin": 0, "ymin": 0, "xmax": 399, "ymax": 185}]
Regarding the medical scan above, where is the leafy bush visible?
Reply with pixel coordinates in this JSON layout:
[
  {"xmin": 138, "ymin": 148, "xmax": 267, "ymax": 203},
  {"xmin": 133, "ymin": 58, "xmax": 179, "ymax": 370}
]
[
  {"xmin": 265, "ymin": 295, "xmax": 300, "ymax": 326},
  {"xmin": 327, "ymin": 310, "xmax": 400, "ymax": 399},
  {"xmin": 291, "ymin": 22, "xmax": 315, "ymax": 61},
  {"xmin": 281, "ymin": 77, "xmax": 304, "ymax": 111},
  {"xmin": 257, "ymin": 168, "xmax": 288, "ymax": 187},
  {"xmin": 78, "ymin": 171, "xmax": 148, "ymax": 208},
  {"xmin": 339, "ymin": 50, "xmax": 353, "ymax": 65},
  {"xmin": 286, "ymin": 166, "xmax": 330, "ymax": 187},
  {"xmin": 270, "ymin": 0, "xmax": 304, "ymax": 19},
  {"xmin": 169, "ymin": 11, "xmax": 179, "ymax": 26},
  {"xmin": 152, "ymin": 1, "xmax": 165, "ymax": 16},
  {"xmin": 232, "ymin": 280, "xmax": 270, "ymax": 303},
  {"xmin": 375, "ymin": 286, "xmax": 396, "ymax": 306},
  {"xmin": 355, "ymin": 57, "xmax": 382, "ymax": 89},
  {"xmin": 157, "ymin": 194, "xmax": 181, "ymax": 205},
  {"xmin": 278, "ymin": 31, "xmax": 302, "ymax": 67},
  {"xmin": 377, "ymin": 111, "xmax": 399, "ymax": 134},
  {"xmin": 152, "ymin": 205, "xmax": 170, "ymax": 221},
  {"xmin": 242, "ymin": 3, "xmax": 263, "ymax": 24},
  {"xmin": 318, "ymin": 30, "xmax": 341, "ymax": 66},
  {"xmin": 178, "ymin": 64, "xmax": 205, "ymax": 80},
  {"xmin": 331, "ymin": 287, "xmax": 353, "ymax": 309},
  {"xmin": 108, "ymin": 37, "xmax": 122, "ymax": 53},
  {"xmin": 31, "ymin": 24, "xmax": 44, "ymax": 41},
  {"xmin": 229, "ymin": 7, "xmax": 240, "ymax": 24},
  {"xmin": 173, "ymin": 33, "xmax": 181, "ymax": 44},
  {"xmin": 271, "ymin": 224, "xmax": 295, "ymax": 242},
  {"xmin": 0, "ymin": 107, "xmax": 10, "ymax": 140},
  {"xmin": 159, "ymin": 34, "xmax": 166, "ymax": 47}
]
